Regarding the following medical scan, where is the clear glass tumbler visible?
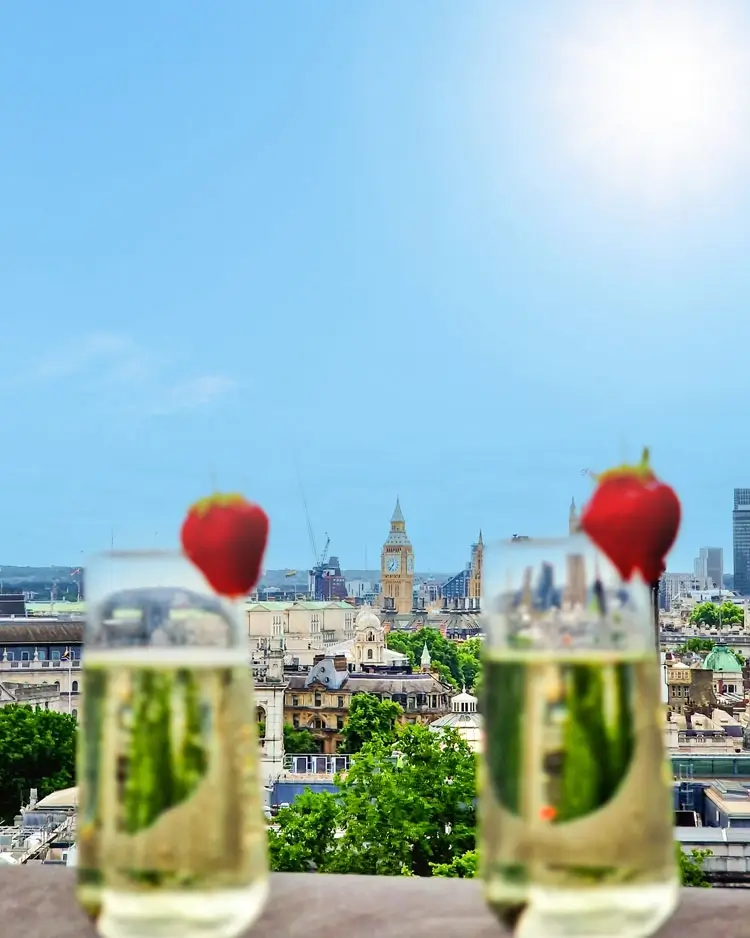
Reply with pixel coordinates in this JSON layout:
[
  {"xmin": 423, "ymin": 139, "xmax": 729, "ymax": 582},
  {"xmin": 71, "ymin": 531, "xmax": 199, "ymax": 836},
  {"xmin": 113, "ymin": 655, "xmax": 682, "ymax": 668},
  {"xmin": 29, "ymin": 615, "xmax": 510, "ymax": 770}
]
[
  {"xmin": 480, "ymin": 534, "xmax": 677, "ymax": 938},
  {"xmin": 77, "ymin": 551, "xmax": 268, "ymax": 938}
]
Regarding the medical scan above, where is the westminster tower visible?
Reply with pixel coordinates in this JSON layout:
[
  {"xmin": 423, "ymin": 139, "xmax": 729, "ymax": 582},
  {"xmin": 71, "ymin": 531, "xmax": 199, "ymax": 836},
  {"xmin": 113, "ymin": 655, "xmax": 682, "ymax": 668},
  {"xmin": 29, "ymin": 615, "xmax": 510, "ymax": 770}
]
[{"xmin": 381, "ymin": 498, "xmax": 414, "ymax": 614}]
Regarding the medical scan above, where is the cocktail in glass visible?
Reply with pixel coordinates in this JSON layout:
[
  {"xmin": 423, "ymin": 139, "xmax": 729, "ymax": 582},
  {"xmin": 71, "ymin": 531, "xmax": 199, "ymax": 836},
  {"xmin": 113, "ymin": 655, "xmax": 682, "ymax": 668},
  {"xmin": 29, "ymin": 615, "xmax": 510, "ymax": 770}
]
[
  {"xmin": 480, "ymin": 534, "xmax": 677, "ymax": 938},
  {"xmin": 77, "ymin": 551, "xmax": 268, "ymax": 938}
]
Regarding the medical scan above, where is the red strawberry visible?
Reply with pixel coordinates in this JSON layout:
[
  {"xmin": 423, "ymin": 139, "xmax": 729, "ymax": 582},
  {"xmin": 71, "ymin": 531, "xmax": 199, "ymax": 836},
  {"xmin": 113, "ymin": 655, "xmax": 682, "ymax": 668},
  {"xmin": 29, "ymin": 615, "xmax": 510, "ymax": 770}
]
[
  {"xmin": 580, "ymin": 448, "xmax": 681, "ymax": 584},
  {"xmin": 181, "ymin": 493, "xmax": 269, "ymax": 598}
]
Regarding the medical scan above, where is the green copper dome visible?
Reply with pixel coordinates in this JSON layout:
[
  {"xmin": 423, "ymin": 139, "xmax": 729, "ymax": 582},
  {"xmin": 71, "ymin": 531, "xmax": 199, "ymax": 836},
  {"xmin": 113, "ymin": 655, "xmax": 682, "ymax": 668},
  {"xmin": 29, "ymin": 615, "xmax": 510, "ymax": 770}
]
[{"xmin": 703, "ymin": 645, "xmax": 742, "ymax": 673}]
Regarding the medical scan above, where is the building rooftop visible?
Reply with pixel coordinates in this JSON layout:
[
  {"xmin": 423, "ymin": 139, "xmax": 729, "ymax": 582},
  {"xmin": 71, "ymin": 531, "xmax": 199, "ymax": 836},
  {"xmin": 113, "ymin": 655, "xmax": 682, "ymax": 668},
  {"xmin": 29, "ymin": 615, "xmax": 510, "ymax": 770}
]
[
  {"xmin": 703, "ymin": 646, "xmax": 743, "ymax": 672},
  {"xmin": 0, "ymin": 868, "xmax": 743, "ymax": 938},
  {"xmin": 34, "ymin": 789, "xmax": 78, "ymax": 811},
  {"xmin": 0, "ymin": 623, "xmax": 84, "ymax": 644},
  {"xmin": 246, "ymin": 600, "xmax": 354, "ymax": 611}
]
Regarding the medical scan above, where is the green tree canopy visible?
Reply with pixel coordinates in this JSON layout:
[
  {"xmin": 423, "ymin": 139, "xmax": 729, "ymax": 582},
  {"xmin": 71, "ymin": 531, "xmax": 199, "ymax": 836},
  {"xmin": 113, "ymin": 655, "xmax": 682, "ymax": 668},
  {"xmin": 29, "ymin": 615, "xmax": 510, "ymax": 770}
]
[
  {"xmin": 386, "ymin": 629, "xmax": 482, "ymax": 690},
  {"xmin": 0, "ymin": 705, "xmax": 77, "ymax": 823},
  {"xmin": 678, "ymin": 845, "xmax": 711, "ymax": 887},
  {"xmin": 431, "ymin": 849, "xmax": 478, "ymax": 878},
  {"xmin": 339, "ymin": 693, "xmax": 402, "ymax": 754},
  {"xmin": 690, "ymin": 602, "xmax": 743, "ymax": 627},
  {"xmin": 268, "ymin": 790, "xmax": 341, "ymax": 872},
  {"xmin": 270, "ymin": 724, "xmax": 477, "ymax": 877},
  {"xmin": 283, "ymin": 724, "xmax": 318, "ymax": 754},
  {"xmin": 676, "ymin": 638, "xmax": 714, "ymax": 655}
]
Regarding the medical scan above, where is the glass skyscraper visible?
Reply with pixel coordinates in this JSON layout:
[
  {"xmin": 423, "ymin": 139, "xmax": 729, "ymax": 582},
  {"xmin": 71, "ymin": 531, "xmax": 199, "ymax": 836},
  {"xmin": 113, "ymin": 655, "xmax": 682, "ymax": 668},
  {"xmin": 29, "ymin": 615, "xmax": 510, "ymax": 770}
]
[{"xmin": 733, "ymin": 489, "xmax": 750, "ymax": 595}]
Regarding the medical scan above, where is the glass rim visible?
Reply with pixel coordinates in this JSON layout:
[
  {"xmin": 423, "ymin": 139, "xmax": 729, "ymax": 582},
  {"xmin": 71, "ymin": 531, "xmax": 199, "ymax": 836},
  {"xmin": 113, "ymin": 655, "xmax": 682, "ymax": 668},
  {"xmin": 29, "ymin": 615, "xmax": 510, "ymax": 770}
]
[
  {"xmin": 483, "ymin": 534, "xmax": 591, "ymax": 550},
  {"xmin": 88, "ymin": 549, "xmax": 184, "ymax": 561}
]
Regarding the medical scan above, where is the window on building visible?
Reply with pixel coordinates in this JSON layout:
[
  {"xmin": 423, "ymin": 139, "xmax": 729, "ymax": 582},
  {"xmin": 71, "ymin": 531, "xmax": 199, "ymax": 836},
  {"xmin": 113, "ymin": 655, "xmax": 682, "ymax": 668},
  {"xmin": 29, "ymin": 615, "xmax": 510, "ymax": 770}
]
[
  {"xmin": 51, "ymin": 650, "xmax": 60, "ymax": 661},
  {"xmin": 337, "ymin": 716, "xmax": 344, "ymax": 730},
  {"xmin": 272, "ymin": 615, "xmax": 283, "ymax": 636},
  {"xmin": 293, "ymin": 716, "xmax": 300, "ymax": 728},
  {"xmin": 345, "ymin": 613, "xmax": 353, "ymax": 629},
  {"xmin": 314, "ymin": 718, "xmax": 326, "ymax": 729},
  {"xmin": 367, "ymin": 649, "xmax": 373, "ymax": 660},
  {"xmin": 314, "ymin": 692, "xmax": 322, "ymax": 707},
  {"xmin": 337, "ymin": 696, "xmax": 344, "ymax": 708},
  {"xmin": 292, "ymin": 695, "xmax": 299, "ymax": 706},
  {"xmin": 311, "ymin": 614, "xmax": 320, "ymax": 632},
  {"xmin": 21, "ymin": 651, "xmax": 29, "ymax": 661},
  {"xmin": 71, "ymin": 681, "xmax": 79, "ymax": 693}
]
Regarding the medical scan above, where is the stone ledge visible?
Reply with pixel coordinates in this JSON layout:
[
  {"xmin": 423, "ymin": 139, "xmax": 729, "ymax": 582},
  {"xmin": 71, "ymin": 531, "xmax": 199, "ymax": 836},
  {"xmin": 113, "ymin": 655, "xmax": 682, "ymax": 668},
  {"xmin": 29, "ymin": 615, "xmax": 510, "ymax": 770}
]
[{"xmin": 0, "ymin": 867, "xmax": 746, "ymax": 937}]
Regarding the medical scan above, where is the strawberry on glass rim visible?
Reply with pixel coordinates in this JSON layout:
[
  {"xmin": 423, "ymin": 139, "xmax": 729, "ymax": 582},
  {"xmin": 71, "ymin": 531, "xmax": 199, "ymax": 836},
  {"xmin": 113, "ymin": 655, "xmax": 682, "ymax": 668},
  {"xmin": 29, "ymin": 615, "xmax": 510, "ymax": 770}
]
[
  {"xmin": 579, "ymin": 447, "xmax": 681, "ymax": 584},
  {"xmin": 180, "ymin": 493, "xmax": 270, "ymax": 598}
]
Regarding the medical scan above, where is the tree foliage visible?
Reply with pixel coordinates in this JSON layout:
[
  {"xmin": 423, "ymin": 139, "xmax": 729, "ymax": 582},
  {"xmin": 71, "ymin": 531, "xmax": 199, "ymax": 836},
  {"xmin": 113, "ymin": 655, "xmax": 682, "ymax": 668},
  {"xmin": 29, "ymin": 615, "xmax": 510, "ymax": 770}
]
[
  {"xmin": 431, "ymin": 849, "xmax": 478, "ymax": 878},
  {"xmin": 268, "ymin": 790, "xmax": 341, "ymax": 872},
  {"xmin": 0, "ymin": 705, "xmax": 77, "ymax": 823},
  {"xmin": 386, "ymin": 629, "xmax": 482, "ymax": 690},
  {"xmin": 283, "ymin": 724, "xmax": 318, "ymax": 754},
  {"xmin": 270, "ymin": 724, "xmax": 477, "ymax": 877},
  {"xmin": 678, "ymin": 845, "xmax": 711, "ymax": 887},
  {"xmin": 690, "ymin": 602, "xmax": 743, "ymax": 627},
  {"xmin": 339, "ymin": 693, "xmax": 402, "ymax": 754},
  {"xmin": 676, "ymin": 638, "xmax": 714, "ymax": 655}
]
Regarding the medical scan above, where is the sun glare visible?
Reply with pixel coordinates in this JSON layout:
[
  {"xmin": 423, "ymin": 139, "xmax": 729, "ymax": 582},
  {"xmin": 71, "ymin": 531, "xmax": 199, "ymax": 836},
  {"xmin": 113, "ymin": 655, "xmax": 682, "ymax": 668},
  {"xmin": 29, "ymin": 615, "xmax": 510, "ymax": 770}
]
[{"xmin": 542, "ymin": 1, "xmax": 750, "ymax": 204}]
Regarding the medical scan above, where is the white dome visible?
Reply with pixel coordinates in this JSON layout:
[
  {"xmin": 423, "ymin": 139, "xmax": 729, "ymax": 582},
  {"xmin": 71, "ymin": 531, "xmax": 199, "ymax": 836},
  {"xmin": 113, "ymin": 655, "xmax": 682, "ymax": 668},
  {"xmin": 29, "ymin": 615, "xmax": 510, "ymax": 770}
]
[
  {"xmin": 35, "ymin": 786, "xmax": 78, "ymax": 810},
  {"xmin": 355, "ymin": 608, "xmax": 382, "ymax": 632}
]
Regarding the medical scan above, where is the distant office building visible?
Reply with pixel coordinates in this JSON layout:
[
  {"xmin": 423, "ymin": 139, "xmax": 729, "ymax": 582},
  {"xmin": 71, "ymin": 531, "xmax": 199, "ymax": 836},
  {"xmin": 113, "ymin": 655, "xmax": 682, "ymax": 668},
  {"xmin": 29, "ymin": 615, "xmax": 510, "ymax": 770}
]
[
  {"xmin": 734, "ymin": 490, "xmax": 750, "ymax": 596},
  {"xmin": 660, "ymin": 572, "xmax": 701, "ymax": 611},
  {"xmin": 310, "ymin": 556, "xmax": 347, "ymax": 602},
  {"xmin": 694, "ymin": 547, "xmax": 724, "ymax": 590},
  {"xmin": 345, "ymin": 579, "xmax": 376, "ymax": 601},
  {"xmin": 441, "ymin": 566, "xmax": 471, "ymax": 601}
]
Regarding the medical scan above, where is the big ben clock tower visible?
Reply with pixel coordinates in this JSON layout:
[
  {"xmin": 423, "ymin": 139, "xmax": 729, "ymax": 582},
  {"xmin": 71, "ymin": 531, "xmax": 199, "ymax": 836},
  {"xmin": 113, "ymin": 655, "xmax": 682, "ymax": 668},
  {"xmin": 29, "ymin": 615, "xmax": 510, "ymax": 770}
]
[{"xmin": 381, "ymin": 498, "xmax": 414, "ymax": 614}]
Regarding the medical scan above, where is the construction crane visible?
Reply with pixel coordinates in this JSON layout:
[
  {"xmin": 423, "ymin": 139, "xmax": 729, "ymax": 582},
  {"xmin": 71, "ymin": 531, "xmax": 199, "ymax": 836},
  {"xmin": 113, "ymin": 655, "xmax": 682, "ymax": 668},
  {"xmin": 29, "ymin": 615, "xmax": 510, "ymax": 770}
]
[
  {"xmin": 318, "ymin": 534, "xmax": 330, "ymax": 569},
  {"xmin": 299, "ymin": 481, "xmax": 318, "ymax": 565},
  {"xmin": 298, "ymin": 478, "xmax": 335, "ymax": 598}
]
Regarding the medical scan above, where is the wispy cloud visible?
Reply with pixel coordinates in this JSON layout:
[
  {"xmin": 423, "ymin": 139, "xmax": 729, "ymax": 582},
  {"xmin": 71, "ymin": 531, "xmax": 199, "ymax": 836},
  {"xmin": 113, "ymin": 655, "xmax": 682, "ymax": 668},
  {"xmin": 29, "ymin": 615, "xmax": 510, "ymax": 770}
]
[
  {"xmin": 150, "ymin": 375, "xmax": 239, "ymax": 416},
  {"xmin": 29, "ymin": 332, "xmax": 238, "ymax": 417},
  {"xmin": 31, "ymin": 333, "xmax": 146, "ymax": 381}
]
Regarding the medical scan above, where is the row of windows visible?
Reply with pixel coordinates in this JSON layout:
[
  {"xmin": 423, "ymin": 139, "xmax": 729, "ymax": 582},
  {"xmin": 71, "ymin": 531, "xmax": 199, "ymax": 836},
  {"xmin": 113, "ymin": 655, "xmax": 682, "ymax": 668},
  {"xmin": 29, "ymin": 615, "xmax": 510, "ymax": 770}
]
[
  {"xmin": 291, "ymin": 693, "xmax": 346, "ymax": 708},
  {"xmin": 2, "ymin": 648, "xmax": 80, "ymax": 661},
  {"xmin": 292, "ymin": 715, "xmax": 345, "ymax": 731},
  {"xmin": 672, "ymin": 756, "xmax": 750, "ymax": 777},
  {"xmin": 289, "ymin": 691, "xmax": 447, "ymax": 710}
]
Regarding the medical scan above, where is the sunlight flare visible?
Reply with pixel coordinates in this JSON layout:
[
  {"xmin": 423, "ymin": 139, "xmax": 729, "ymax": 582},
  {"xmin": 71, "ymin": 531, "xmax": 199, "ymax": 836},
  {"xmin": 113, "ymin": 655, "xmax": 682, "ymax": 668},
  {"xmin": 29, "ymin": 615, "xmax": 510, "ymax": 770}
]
[{"xmin": 543, "ymin": 1, "xmax": 750, "ymax": 203}]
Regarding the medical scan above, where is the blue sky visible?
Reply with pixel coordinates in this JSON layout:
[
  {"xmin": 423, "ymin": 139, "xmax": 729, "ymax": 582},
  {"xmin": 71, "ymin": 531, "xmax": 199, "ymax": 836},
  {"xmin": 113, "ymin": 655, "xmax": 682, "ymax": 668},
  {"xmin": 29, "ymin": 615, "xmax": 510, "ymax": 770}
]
[{"xmin": 2, "ymin": 1, "xmax": 750, "ymax": 575}]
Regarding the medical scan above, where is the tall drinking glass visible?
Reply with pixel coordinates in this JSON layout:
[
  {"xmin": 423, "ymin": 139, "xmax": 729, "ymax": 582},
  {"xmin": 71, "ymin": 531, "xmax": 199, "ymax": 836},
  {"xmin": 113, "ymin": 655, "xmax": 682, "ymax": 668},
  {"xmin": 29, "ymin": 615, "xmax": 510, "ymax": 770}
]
[
  {"xmin": 480, "ymin": 534, "xmax": 677, "ymax": 938},
  {"xmin": 77, "ymin": 551, "xmax": 268, "ymax": 938}
]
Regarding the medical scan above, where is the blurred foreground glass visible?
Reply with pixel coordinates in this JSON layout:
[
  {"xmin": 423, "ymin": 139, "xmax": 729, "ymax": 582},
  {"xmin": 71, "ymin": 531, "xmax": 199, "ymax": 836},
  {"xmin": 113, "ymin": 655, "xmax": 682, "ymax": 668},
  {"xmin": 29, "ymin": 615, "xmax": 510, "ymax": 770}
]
[
  {"xmin": 480, "ymin": 535, "xmax": 677, "ymax": 938},
  {"xmin": 77, "ymin": 551, "xmax": 268, "ymax": 938}
]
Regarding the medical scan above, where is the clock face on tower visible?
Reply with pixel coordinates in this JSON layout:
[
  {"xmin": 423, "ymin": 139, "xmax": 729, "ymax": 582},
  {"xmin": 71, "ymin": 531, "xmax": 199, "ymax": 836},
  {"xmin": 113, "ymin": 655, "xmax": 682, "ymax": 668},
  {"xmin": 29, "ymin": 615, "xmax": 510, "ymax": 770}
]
[{"xmin": 386, "ymin": 555, "xmax": 401, "ymax": 574}]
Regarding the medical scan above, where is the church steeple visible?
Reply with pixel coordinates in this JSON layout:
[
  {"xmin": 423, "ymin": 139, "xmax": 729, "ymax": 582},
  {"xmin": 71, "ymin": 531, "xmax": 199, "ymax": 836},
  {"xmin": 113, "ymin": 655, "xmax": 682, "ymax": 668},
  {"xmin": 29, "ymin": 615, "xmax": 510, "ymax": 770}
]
[
  {"xmin": 569, "ymin": 498, "xmax": 579, "ymax": 535},
  {"xmin": 420, "ymin": 642, "xmax": 431, "ymax": 672},
  {"xmin": 469, "ymin": 529, "xmax": 484, "ymax": 604}
]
